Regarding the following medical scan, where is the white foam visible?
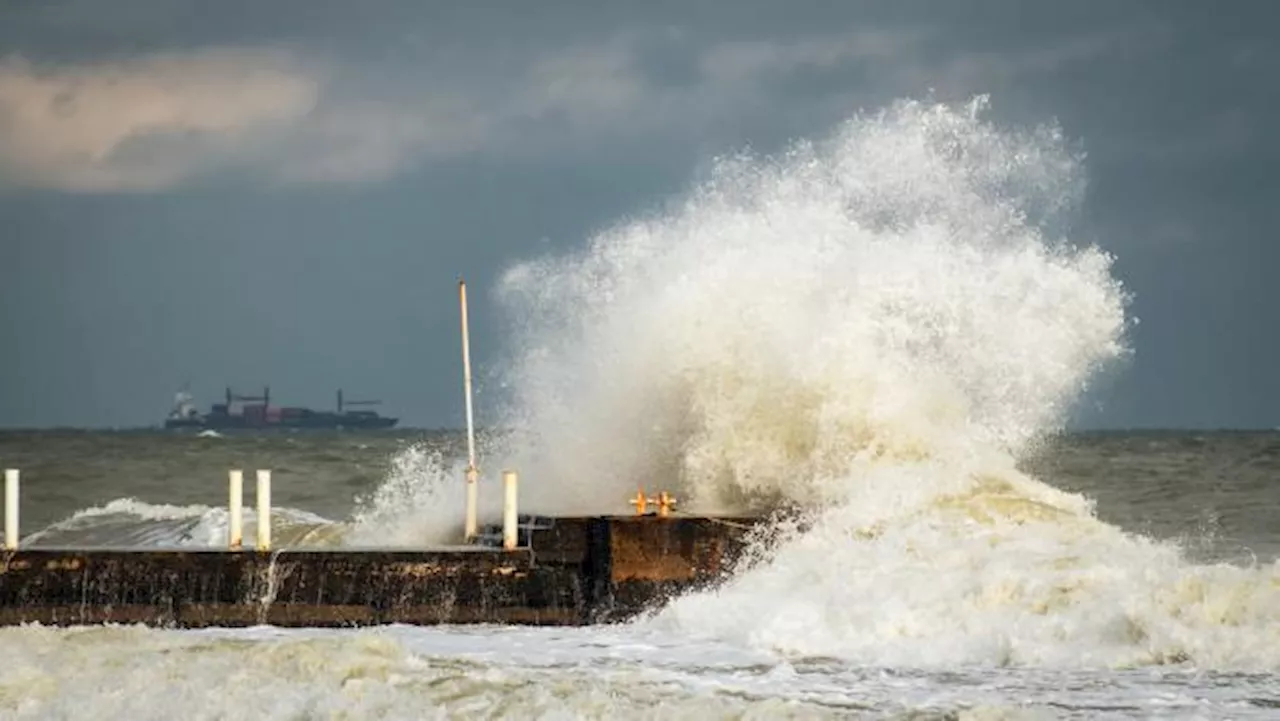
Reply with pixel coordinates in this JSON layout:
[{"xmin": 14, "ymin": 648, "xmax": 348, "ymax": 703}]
[
  {"xmin": 0, "ymin": 624, "xmax": 1273, "ymax": 719},
  {"xmin": 24, "ymin": 497, "xmax": 336, "ymax": 549},
  {"xmin": 493, "ymin": 96, "xmax": 1126, "ymax": 514},
  {"xmin": 478, "ymin": 96, "xmax": 1280, "ymax": 671},
  {"xmin": 346, "ymin": 444, "xmax": 468, "ymax": 546}
]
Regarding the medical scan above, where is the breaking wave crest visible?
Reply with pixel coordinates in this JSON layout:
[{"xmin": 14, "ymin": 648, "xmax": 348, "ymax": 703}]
[
  {"xmin": 488, "ymin": 96, "xmax": 1280, "ymax": 670},
  {"xmin": 22, "ymin": 498, "xmax": 339, "ymax": 549},
  {"xmin": 495, "ymin": 96, "xmax": 1125, "ymax": 513}
]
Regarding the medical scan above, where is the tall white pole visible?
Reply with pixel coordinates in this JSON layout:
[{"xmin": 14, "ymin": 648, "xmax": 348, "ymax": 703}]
[
  {"xmin": 3, "ymin": 469, "xmax": 17, "ymax": 551},
  {"xmin": 460, "ymin": 279, "xmax": 479, "ymax": 541},
  {"xmin": 228, "ymin": 469, "xmax": 244, "ymax": 551},
  {"xmin": 502, "ymin": 470, "xmax": 518, "ymax": 550},
  {"xmin": 256, "ymin": 469, "xmax": 272, "ymax": 551}
]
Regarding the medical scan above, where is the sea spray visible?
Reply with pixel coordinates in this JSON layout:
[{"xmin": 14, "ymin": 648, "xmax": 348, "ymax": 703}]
[
  {"xmin": 346, "ymin": 430, "xmax": 512, "ymax": 546},
  {"xmin": 483, "ymin": 96, "xmax": 1280, "ymax": 670},
  {"xmin": 346, "ymin": 443, "xmax": 469, "ymax": 546},
  {"xmin": 493, "ymin": 96, "xmax": 1126, "ymax": 514}
]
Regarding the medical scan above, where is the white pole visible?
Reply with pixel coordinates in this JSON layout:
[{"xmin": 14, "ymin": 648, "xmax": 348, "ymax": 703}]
[
  {"xmin": 228, "ymin": 470, "xmax": 243, "ymax": 551},
  {"xmin": 460, "ymin": 278, "xmax": 479, "ymax": 541},
  {"xmin": 465, "ymin": 470, "xmax": 479, "ymax": 542},
  {"xmin": 256, "ymin": 469, "xmax": 271, "ymax": 551},
  {"xmin": 3, "ymin": 469, "xmax": 17, "ymax": 551},
  {"xmin": 502, "ymin": 470, "xmax": 518, "ymax": 550}
]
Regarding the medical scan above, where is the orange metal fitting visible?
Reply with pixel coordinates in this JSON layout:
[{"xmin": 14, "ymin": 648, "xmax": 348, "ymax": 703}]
[
  {"xmin": 656, "ymin": 491, "xmax": 677, "ymax": 518},
  {"xmin": 628, "ymin": 488, "xmax": 648, "ymax": 515}
]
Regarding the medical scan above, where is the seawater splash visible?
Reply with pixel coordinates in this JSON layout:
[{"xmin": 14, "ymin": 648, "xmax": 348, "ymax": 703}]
[
  {"xmin": 489, "ymin": 96, "xmax": 1280, "ymax": 670},
  {"xmin": 495, "ymin": 96, "xmax": 1125, "ymax": 513},
  {"xmin": 346, "ymin": 431, "xmax": 513, "ymax": 546},
  {"xmin": 345, "ymin": 444, "xmax": 468, "ymax": 546}
]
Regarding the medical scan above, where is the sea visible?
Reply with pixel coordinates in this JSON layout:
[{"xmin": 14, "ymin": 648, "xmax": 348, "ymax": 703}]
[
  {"xmin": 3, "ymin": 98, "xmax": 1279, "ymax": 719},
  {"xmin": 0, "ymin": 429, "xmax": 1277, "ymax": 719}
]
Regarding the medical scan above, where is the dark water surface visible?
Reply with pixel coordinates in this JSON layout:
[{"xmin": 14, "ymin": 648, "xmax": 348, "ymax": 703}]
[
  {"xmin": 0, "ymin": 428, "xmax": 1276, "ymax": 560},
  {"xmin": 0, "ymin": 429, "xmax": 457, "ymax": 534},
  {"xmin": 2, "ymin": 429, "xmax": 1279, "ymax": 720}
]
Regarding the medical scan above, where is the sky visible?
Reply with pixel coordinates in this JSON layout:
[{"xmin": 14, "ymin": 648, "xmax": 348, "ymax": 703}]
[{"xmin": 0, "ymin": 0, "xmax": 1276, "ymax": 430}]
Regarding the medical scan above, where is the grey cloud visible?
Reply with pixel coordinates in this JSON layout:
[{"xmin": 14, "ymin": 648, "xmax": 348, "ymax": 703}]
[
  {"xmin": 0, "ymin": 32, "xmax": 930, "ymax": 192},
  {"xmin": 0, "ymin": 49, "xmax": 320, "ymax": 191},
  {"xmin": 0, "ymin": 19, "xmax": 1184, "ymax": 194}
]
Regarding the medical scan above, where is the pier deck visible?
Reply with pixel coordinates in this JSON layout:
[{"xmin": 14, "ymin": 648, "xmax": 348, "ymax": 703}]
[{"xmin": 0, "ymin": 516, "xmax": 761, "ymax": 627}]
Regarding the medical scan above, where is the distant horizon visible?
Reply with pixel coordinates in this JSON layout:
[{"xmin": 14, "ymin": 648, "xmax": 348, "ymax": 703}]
[{"xmin": 1, "ymin": 424, "xmax": 1276, "ymax": 435}]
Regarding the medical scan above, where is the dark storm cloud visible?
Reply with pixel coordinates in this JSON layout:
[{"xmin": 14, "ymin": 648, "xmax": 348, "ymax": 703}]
[
  {"xmin": 1, "ymin": 1, "xmax": 1196, "ymax": 194},
  {"xmin": 0, "ymin": 0, "xmax": 1277, "ymax": 428}
]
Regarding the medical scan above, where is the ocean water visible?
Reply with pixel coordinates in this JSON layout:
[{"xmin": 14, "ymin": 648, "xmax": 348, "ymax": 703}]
[
  {"xmin": 3, "ymin": 97, "xmax": 1279, "ymax": 719},
  {"xmin": 2, "ymin": 430, "xmax": 1278, "ymax": 719}
]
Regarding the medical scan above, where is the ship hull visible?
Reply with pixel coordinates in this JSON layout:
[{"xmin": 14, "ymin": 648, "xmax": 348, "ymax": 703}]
[{"xmin": 164, "ymin": 416, "xmax": 398, "ymax": 430}]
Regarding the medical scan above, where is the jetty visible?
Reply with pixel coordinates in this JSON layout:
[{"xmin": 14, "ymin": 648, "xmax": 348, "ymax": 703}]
[
  {"xmin": 0, "ymin": 511, "xmax": 760, "ymax": 628},
  {"xmin": 0, "ymin": 280, "xmax": 765, "ymax": 628}
]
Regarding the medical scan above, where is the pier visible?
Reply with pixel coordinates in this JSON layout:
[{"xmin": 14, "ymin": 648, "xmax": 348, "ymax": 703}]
[
  {"xmin": 0, "ymin": 282, "xmax": 763, "ymax": 628},
  {"xmin": 0, "ymin": 467, "xmax": 761, "ymax": 628},
  {"xmin": 0, "ymin": 515, "xmax": 760, "ymax": 628}
]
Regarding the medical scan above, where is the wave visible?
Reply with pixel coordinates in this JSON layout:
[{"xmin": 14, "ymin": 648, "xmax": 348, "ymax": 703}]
[
  {"xmin": 487, "ymin": 96, "xmax": 1280, "ymax": 670},
  {"xmin": 22, "ymin": 497, "xmax": 341, "ymax": 549}
]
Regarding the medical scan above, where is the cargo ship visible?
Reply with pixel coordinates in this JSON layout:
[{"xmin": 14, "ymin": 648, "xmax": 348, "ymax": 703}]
[{"xmin": 164, "ymin": 387, "xmax": 398, "ymax": 430}]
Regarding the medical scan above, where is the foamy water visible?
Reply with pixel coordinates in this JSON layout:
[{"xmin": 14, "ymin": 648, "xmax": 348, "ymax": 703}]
[
  {"xmin": 7, "ymin": 97, "xmax": 1280, "ymax": 718},
  {"xmin": 3, "ymin": 623, "xmax": 1278, "ymax": 719}
]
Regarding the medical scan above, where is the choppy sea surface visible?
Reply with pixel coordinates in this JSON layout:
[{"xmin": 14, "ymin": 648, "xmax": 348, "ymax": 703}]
[
  {"xmin": 1, "ymin": 430, "xmax": 1277, "ymax": 720},
  {"xmin": 3, "ymin": 100, "xmax": 1279, "ymax": 718}
]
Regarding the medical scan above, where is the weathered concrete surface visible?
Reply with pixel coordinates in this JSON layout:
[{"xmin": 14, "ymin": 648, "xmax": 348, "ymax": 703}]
[{"xmin": 0, "ymin": 515, "xmax": 762, "ymax": 628}]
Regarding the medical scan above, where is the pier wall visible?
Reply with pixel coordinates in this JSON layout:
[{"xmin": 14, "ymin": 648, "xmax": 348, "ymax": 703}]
[{"xmin": 0, "ymin": 516, "xmax": 760, "ymax": 627}]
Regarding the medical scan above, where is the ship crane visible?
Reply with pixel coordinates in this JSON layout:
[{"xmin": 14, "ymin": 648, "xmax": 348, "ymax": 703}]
[
  {"xmin": 336, "ymin": 389, "xmax": 383, "ymax": 414},
  {"xmin": 226, "ymin": 386, "xmax": 270, "ymax": 409}
]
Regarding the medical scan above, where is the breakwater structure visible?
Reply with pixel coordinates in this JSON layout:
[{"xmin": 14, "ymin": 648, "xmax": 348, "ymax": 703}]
[
  {"xmin": 0, "ymin": 280, "xmax": 765, "ymax": 628},
  {"xmin": 0, "ymin": 467, "xmax": 761, "ymax": 627}
]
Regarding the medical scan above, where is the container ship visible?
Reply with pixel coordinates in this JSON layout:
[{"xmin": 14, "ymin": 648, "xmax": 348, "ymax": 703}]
[{"xmin": 164, "ymin": 387, "xmax": 398, "ymax": 430}]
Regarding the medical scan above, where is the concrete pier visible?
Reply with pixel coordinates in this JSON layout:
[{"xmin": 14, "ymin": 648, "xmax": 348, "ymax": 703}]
[{"xmin": 0, "ymin": 515, "xmax": 760, "ymax": 628}]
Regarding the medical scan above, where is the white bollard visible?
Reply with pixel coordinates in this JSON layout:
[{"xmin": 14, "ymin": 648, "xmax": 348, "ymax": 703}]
[
  {"xmin": 228, "ymin": 470, "xmax": 244, "ymax": 550},
  {"xmin": 502, "ymin": 470, "xmax": 518, "ymax": 551},
  {"xmin": 3, "ymin": 469, "xmax": 17, "ymax": 551},
  {"xmin": 465, "ymin": 467, "xmax": 479, "ymax": 541},
  {"xmin": 256, "ymin": 469, "xmax": 271, "ymax": 551}
]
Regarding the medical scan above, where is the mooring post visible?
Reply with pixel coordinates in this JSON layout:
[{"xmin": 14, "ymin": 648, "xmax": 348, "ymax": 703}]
[
  {"xmin": 256, "ymin": 469, "xmax": 272, "ymax": 551},
  {"xmin": 502, "ymin": 470, "xmax": 518, "ymax": 550},
  {"xmin": 228, "ymin": 469, "xmax": 244, "ymax": 550},
  {"xmin": 459, "ymin": 278, "xmax": 480, "ymax": 541},
  {"xmin": 465, "ymin": 467, "xmax": 479, "ymax": 541},
  {"xmin": 3, "ymin": 469, "xmax": 17, "ymax": 550}
]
